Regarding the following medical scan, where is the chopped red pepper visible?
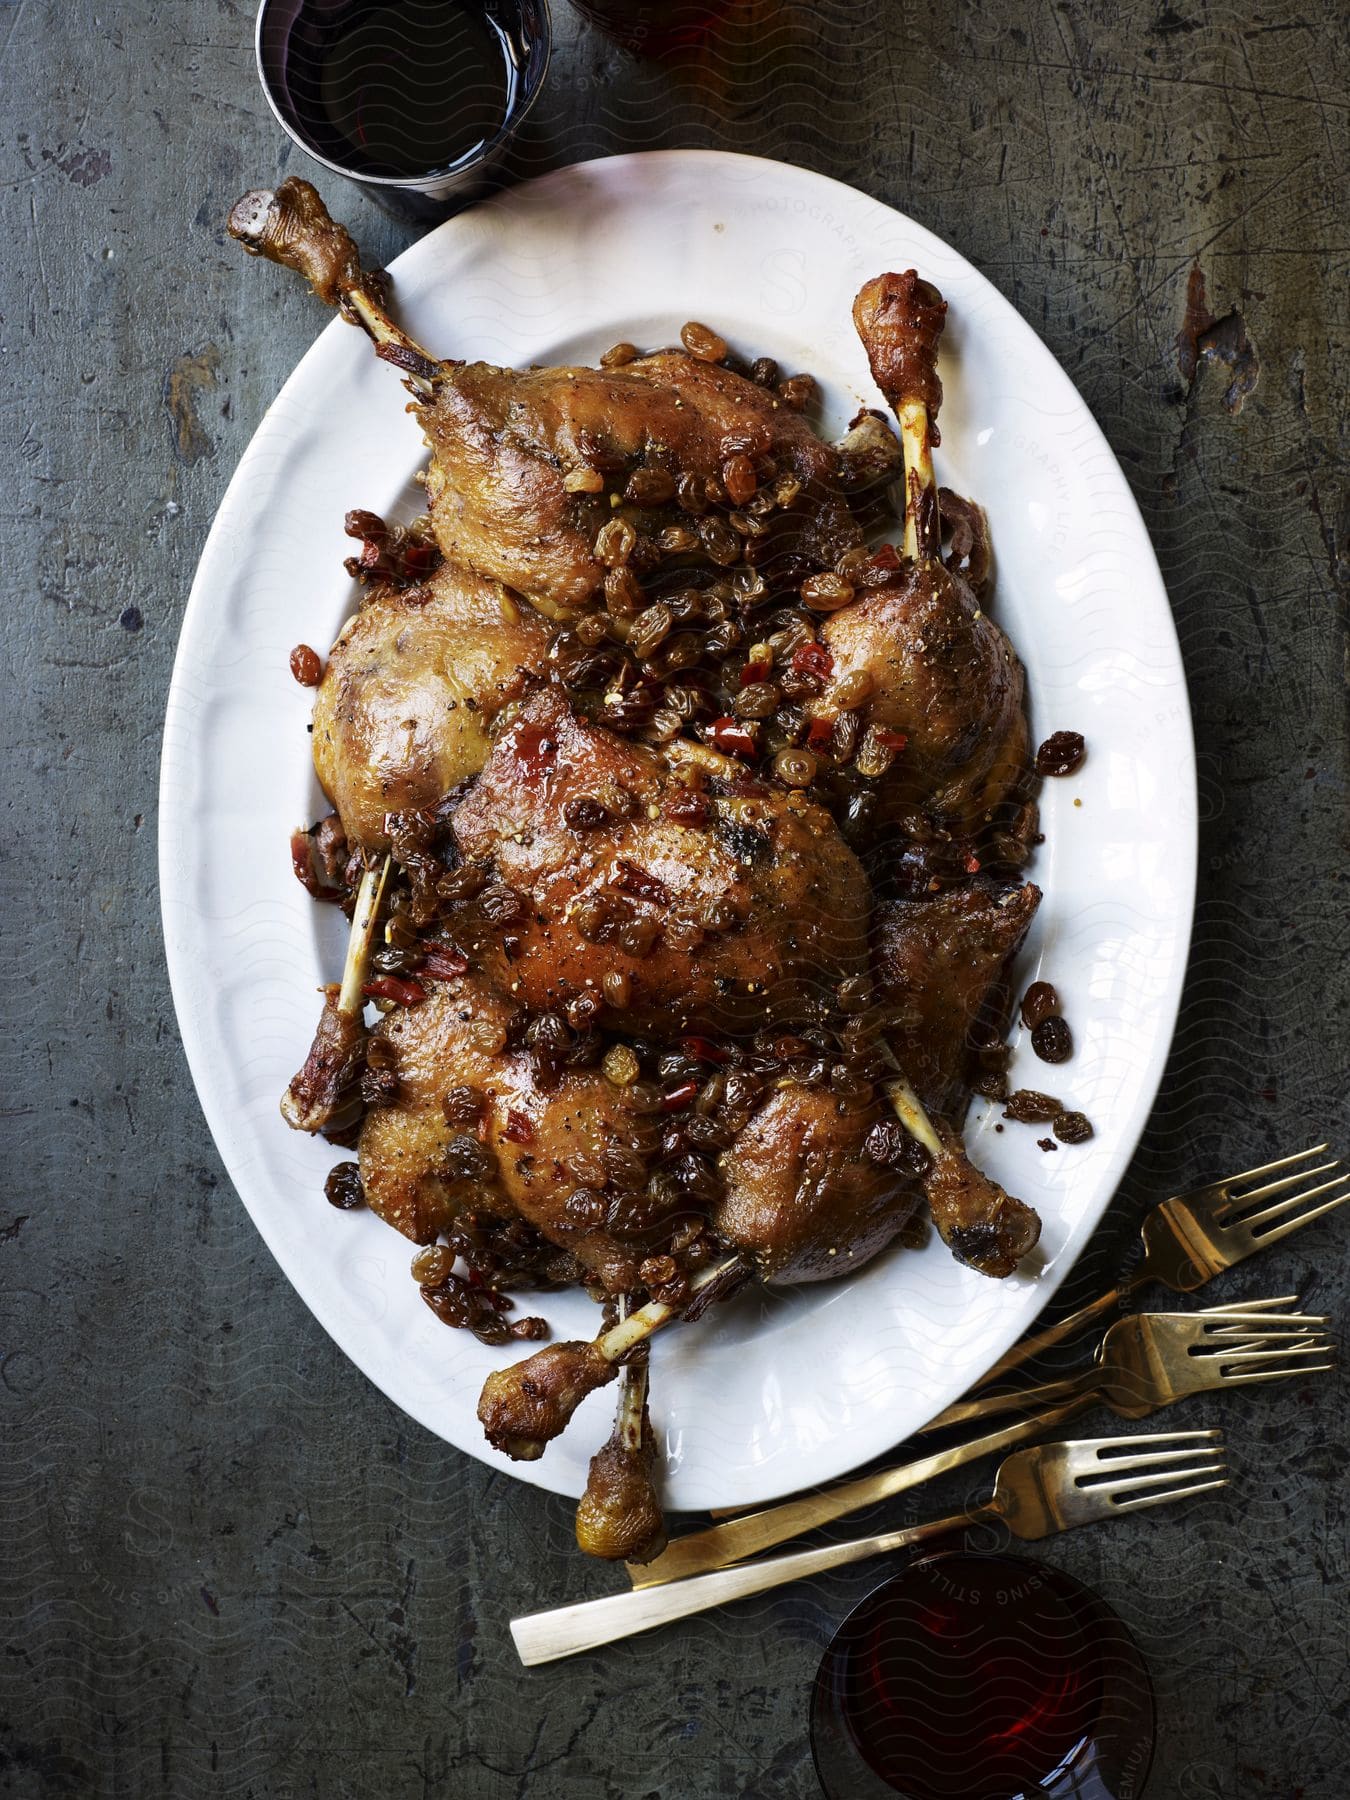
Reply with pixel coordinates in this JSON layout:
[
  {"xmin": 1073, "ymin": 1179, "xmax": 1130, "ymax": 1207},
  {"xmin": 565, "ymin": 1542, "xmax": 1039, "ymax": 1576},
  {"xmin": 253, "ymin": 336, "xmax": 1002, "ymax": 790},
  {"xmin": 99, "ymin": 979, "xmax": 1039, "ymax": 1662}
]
[
  {"xmin": 869, "ymin": 542, "xmax": 902, "ymax": 575},
  {"xmin": 965, "ymin": 853, "xmax": 982, "ymax": 874},
  {"xmin": 875, "ymin": 727, "xmax": 909, "ymax": 752},
  {"xmin": 503, "ymin": 1110, "xmax": 534, "ymax": 1144},
  {"xmin": 680, "ymin": 1036, "xmax": 730, "ymax": 1065},
  {"xmin": 289, "ymin": 829, "xmax": 342, "ymax": 902},
  {"xmin": 739, "ymin": 658, "xmax": 771, "ymax": 688},
  {"xmin": 420, "ymin": 943, "xmax": 469, "ymax": 981},
  {"xmin": 707, "ymin": 717, "xmax": 758, "ymax": 759},
  {"xmin": 362, "ymin": 975, "xmax": 426, "ymax": 1007},
  {"xmin": 806, "ymin": 717, "xmax": 834, "ymax": 753},
  {"xmin": 660, "ymin": 1079, "xmax": 701, "ymax": 1112},
  {"xmin": 664, "ymin": 790, "xmax": 710, "ymax": 828},
  {"xmin": 791, "ymin": 642, "xmax": 834, "ymax": 682},
  {"xmin": 613, "ymin": 857, "xmax": 673, "ymax": 907}
]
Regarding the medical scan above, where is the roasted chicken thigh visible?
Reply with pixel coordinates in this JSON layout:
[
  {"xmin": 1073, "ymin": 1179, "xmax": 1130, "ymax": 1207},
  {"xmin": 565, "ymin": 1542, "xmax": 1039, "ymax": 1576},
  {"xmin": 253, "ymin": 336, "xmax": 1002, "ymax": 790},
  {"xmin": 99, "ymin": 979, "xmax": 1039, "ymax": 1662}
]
[
  {"xmin": 449, "ymin": 688, "xmax": 872, "ymax": 1036},
  {"xmin": 313, "ymin": 558, "xmax": 549, "ymax": 852}
]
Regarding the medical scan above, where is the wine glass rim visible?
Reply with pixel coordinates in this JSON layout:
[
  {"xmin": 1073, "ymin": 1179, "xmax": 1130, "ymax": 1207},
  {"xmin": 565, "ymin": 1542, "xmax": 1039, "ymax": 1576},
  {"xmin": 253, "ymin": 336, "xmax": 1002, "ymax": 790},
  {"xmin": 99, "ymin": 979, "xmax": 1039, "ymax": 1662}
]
[
  {"xmin": 809, "ymin": 1550, "xmax": 1156, "ymax": 1800},
  {"xmin": 252, "ymin": 0, "xmax": 553, "ymax": 191}
]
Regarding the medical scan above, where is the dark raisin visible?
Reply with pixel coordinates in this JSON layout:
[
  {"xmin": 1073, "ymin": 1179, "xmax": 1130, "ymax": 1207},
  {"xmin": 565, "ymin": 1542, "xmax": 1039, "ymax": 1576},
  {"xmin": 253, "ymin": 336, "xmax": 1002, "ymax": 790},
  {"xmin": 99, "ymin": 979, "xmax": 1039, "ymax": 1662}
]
[
  {"xmin": 479, "ymin": 883, "xmax": 527, "ymax": 926},
  {"xmin": 734, "ymin": 681, "xmax": 780, "ymax": 720},
  {"xmin": 676, "ymin": 471, "xmax": 709, "ymax": 516},
  {"xmin": 1031, "ymin": 1016, "xmax": 1073, "ymax": 1064},
  {"xmin": 359, "ymin": 1061, "xmax": 400, "ymax": 1108},
  {"xmin": 442, "ymin": 1085, "xmax": 486, "ymax": 1130},
  {"xmin": 1036, "ymin": 731, "xmax": 1086, "ymax": 777},
  {"xmin": 604, "ymin": 566, "xmax": 643, "ymax": 618},
  {"xmin": 437, "ymin": 863, "xmax": 488, "ymax": 904},
  {"xmin": 723, "ymin": 454, "xmax": 758, "ymax": 505},
  {"xmin": 863, "ymin": 1119, "xmax": 908, "ymax": 1167},
  {"xmin": 1052, "ymin": 1111, "xmax": 1094, "ymax": 1145},
  {"xmin": 863, "ymin": 1119, "xmax": 932, "ymax": 1177},
  {"xmin": 625, "ymin": 466, "xmax": 676, "ymax": 507},
  {"xmin": 777, "ymin": 373, "xmax": 816, "ymax": 411},
  {"xmin": 566, "ymin": 992, "xmax": 603, "ymax": 1030},
  {"xmin": 971, "ymin": 1069, "xmax": 1010, "ymax": 1101},
  {"xmin": 510, "ymin": 1316, "xmax": 549, "ymax": 1340},
  {"xmin": 629, "ymin": 603, "xmax": 673, "ymax": 660},
  {"xmin": 565, "ymin": 1187, "xmax": 607, "ymax": 1229},
  {"xmin": 442, "ymin": 1133, "xmax": 494, "ymax": 1182},
  {"xmin": 324, "ymin": 1162, "xmax": 365, "ymax": 1210},
  {"xmin": 699, "ymin": 515, "xmax": 742, "ymax": 566},
  {"xmin": 1002, "ymin": 1089, "xmax": 1064, "ymax": 1124},
  {"xmin": 563, "ymin": 795, "xmax": 614, "ymax": 832},
  {"xmin": 750, "ymin": 356, "xmax": 780, "ymax": 387},
  {"xmin": 1019, "ymin": 981, "xmax": 1061, "ymax": 1029}
]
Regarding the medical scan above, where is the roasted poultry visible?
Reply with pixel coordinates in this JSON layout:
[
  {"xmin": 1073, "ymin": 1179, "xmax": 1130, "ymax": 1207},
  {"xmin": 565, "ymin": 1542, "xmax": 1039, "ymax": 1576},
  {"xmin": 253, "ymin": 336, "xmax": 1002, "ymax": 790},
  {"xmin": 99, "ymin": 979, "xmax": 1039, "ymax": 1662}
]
[{"xmin": 231, "ymin": 179, "xmax": 1059, "ymax": 1563}]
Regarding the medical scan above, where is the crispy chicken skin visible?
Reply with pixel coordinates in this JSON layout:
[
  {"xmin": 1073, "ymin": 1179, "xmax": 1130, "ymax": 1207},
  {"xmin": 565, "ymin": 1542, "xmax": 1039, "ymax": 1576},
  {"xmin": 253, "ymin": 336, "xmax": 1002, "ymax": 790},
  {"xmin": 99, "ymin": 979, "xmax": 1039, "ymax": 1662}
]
[
  {"xmin": 714, "ymin": 1084, "xmax": 920, "ymax": 1285},
  {"xmin": 826, "ymin": 270, "xmax": 1032, "ymax": 834},
  {"xmin": 853, "ymin": 272, "xmax": 947, "ymax": 423},
  {"xmin": 420, "ymin": 351, "xmax": 862, "ymax": 614},
  {"xmin": 312, "ymin": 561, "xmax": 550, "ymax": 852},
  {"xmin": 574, "ymin": 1409, "xmax": 668, "ymax": 1563},
  {"xmin": 452, "ymin": 688, "xmax": 872, "ymax": 1036},
  {"xmin": 873, "ymin": 881, "xmax": 1041, "ymax": 1120},
  {"xmin": 478, "ymin": 1339, "xmax": 617, "ymax": 1461},
  {"xmin": 813, "ymin": 565, "xmax": 1031, "ymax": 833},
  {"xmin": 359, "ymin": 974, "xmax": 656, "ymax": 1291}
]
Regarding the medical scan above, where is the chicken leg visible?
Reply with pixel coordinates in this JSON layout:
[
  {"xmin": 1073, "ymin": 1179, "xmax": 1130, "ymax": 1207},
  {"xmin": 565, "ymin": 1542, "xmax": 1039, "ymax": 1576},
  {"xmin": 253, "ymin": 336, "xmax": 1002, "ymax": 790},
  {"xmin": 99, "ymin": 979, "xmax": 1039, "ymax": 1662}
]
[
  {"xmin": 229, "ymin": 180, "xmax": 865, "ymax": 618},
  {"xmin": 808, "ymin": 273, "xmax": 1031, "ymax": 839}
]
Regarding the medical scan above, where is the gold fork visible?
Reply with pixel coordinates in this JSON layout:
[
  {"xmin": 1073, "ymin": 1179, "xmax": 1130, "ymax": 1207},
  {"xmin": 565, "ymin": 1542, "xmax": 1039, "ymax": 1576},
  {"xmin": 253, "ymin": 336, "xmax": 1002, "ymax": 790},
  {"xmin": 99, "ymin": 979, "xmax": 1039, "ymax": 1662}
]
[
  {"xmin": 634, "ymin": 1302, "xmax": 1329, "ymax": 1586},
  {"xmin": 921, "ymin": 1304, "xmax": 1330, "ymax": 1430},
  {"xmin": 513, "ymin": 1429, "xmax": 1227, "ymax": 1665},
  {"xmin": 968, "ymin": 1142, "xmax": 1347, "ymax": 1394}
]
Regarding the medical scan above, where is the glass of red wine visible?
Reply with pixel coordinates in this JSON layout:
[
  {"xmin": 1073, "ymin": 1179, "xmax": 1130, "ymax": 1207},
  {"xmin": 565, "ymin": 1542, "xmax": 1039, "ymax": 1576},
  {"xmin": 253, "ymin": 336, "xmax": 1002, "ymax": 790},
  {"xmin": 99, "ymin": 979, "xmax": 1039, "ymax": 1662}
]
[
  {"xmin": 254, "ymin": 0, "xmax": 551, "ymax": 213},
  {"xmin": 810, "ymin": 1552, "xmax": 1155, "ymax": 1800}
]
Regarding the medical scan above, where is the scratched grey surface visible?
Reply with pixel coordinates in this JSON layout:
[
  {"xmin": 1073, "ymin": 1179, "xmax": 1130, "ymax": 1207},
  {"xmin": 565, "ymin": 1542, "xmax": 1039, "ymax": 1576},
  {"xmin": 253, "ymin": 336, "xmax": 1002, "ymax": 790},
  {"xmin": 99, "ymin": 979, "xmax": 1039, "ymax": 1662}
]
[{"xmin": 2, "ymin": 1, "xmax": 1348, "ymax": 1795}]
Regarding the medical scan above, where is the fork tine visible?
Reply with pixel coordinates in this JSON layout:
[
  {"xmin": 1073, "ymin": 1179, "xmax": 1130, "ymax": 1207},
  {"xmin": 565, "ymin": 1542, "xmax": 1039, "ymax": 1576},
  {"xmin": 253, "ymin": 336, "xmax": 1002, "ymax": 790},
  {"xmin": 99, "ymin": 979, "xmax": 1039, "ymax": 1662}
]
[
  {"xmin": 1201, "ymin": 1293, "xmax": 1301, "ymax": 1313},
  {"xmin": 1218, "ymin": 1142, "xmax": 1330, "ymax": 1188},
  {"xmin": 1202, "ymin": 1322, "xmax": 1328, "ymax": 1351},
  {"xmin": 1077, "ymin": 1427, "xmax": 1222, "ymax": 1457},
  {"xmin": 1206, "ymin": 1337, "xmax": 1320, "ymax": 1358},
  {"xmin": 1226, "ymin": 1160, "xmax": 1342, "ymax": 1208},
  {"xmin": 1199, "ymin": 1311, "xmax": 1328, "ymax": 1332},
  {"xmin": 1076, "ymin": 1444, "xmax": 1228, "ymax": 1477},
  {"xmin": 1105, "ymin": 1460, "xmax": 1226, "ymax": 1499},
  {"xmin": 1113, "ymin": 1475, "xmax": 1229, "ymax": 1512},
  {"xmin": 1238, "ymin": 1180, "xmax": 1350, "ymax": 1238},
  {"xmin": 1216, "ymin": 1342, "xmax": 1335, "ymax": 1364},
  {"xmin": 1231, "ymin": 1173, "xmax": 1346, "ymax": 1231},
  {"xmin": 1218, "ymin": 1364, "xmax": 1335, "ymax": 1384}
]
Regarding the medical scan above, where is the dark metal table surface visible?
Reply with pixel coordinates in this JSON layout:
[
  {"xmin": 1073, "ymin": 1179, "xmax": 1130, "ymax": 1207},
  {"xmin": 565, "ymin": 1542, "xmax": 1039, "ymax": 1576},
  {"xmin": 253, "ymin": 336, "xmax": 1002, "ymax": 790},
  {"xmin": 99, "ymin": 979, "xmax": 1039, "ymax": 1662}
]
[{"xmin": 3, "ymin": 2, "xmax": 1347, "ymax": 1795}]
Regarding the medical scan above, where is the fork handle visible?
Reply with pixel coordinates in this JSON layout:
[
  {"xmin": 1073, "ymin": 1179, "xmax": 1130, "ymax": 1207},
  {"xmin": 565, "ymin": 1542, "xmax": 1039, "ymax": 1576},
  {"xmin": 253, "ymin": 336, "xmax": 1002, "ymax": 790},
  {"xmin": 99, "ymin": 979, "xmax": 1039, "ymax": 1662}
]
[
  {"xmin": 962, "ymin": 1281, "xmax": 1136, "ymax": 1396},
  {"xmin": 511, "ymin": 1510, "xmax": 980, "ymax": 1665},
  {"xmin": 923, "ymin": 1369, "xmax": 1094, "ymax": 1432}
]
